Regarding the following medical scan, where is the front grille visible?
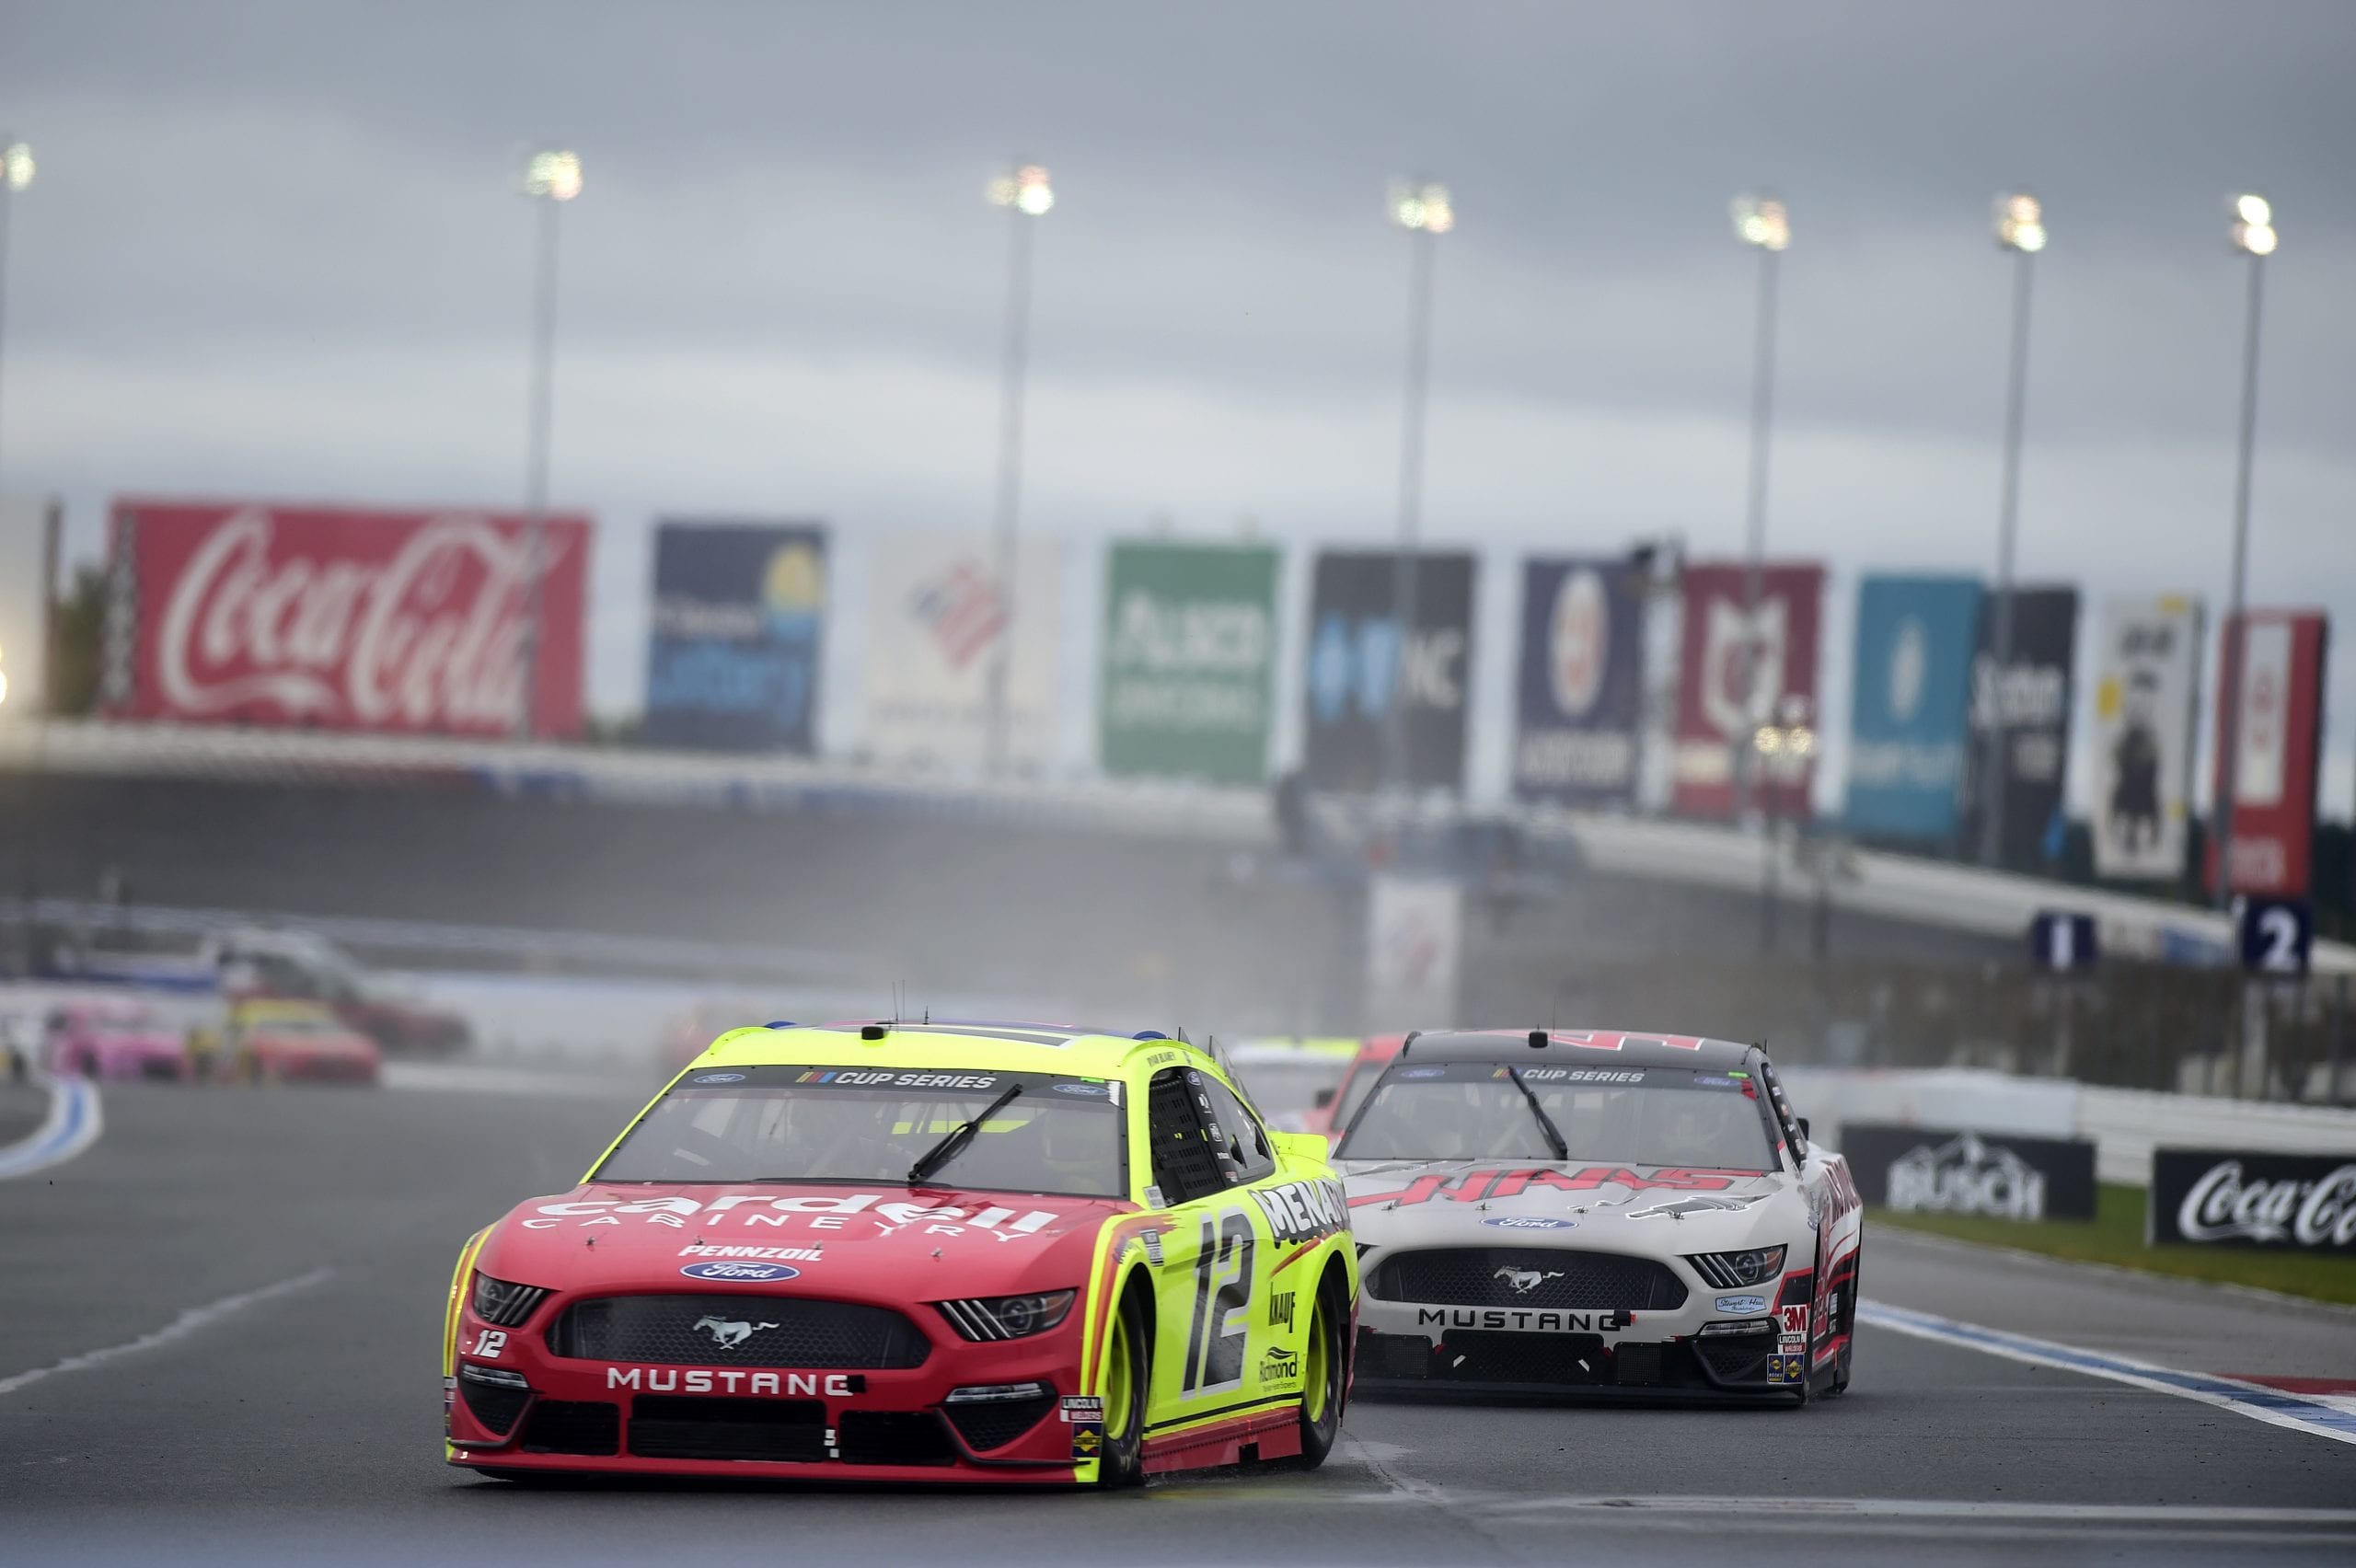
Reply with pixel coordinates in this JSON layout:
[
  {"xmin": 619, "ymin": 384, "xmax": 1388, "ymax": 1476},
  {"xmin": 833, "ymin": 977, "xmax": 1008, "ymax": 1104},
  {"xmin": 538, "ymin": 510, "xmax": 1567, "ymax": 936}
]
[
  {"xmin": 840, "ymin": 1411, "xmax": 957, "ymax": 1466},
  {"xmin": 627, "ymin": 1397, "xmax": 827, "ymax": 1461},
  {"xmin": 1435, "ymin": 1330, "xmax": 1611, "ymax": 1385},
  {"xmin": 941, "ymin": 1393, "xmax": 1057, "ymax": 1453},
  {"xmin": 458, "ymin": 1373, "xmax": 530, "ymax": 1435},
  {"xmin": 549, "ymin": 1295, "xmax": 931, "ymax": 1368},
  {"xmin": 1372, "ymin": 1249, "xmax": 1688, "ymax": 1311},
  {"xmin": 520, "ymin": 1400, "xmax": 619, "ymax": 1455},
  {"xmin": 1694, "ymin": 1335, "xmax": 1772, "ymax": 1385}
]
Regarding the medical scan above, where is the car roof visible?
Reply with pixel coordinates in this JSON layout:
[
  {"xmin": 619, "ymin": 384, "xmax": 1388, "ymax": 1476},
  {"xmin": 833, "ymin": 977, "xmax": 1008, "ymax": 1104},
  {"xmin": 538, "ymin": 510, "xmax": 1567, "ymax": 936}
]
[
  {"xmin": 1395, "ymin": 1028, "xmax": 1757, "ymax": 1071},
  {"xmin": 693, "ymin": 1020, "xmax": 1216, "ymax": 1081}
]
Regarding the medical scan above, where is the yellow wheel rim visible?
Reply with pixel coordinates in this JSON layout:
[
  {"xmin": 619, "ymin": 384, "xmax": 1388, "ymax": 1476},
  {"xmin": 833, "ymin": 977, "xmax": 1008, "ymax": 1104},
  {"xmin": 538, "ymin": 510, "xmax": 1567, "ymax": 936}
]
[
  {"xmin": 1103, "ymin": 1310, "xmax": 1135, "ymax": 1440},
  {"xmin": 1302, "ymin": 1295, "xmax": 1330, "ymax": 1424}
]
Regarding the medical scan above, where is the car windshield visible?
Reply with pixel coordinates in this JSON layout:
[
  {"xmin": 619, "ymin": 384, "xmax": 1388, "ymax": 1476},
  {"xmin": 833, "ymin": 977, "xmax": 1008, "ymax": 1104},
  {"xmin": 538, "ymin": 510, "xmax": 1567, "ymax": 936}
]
[
  {"xmin": 1335, "ymin": 1062, "xmax": 1777, "ymax": 1170},
  {"xmin": 594, "ymin": 1065, "xmax": 1128, "ymax": 1197}
]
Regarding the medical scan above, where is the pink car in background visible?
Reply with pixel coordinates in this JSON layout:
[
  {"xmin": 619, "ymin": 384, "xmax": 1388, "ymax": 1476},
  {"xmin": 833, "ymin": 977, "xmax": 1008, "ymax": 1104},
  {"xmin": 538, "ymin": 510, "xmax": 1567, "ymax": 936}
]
[{"xmin": 44, "ymin": 1002, "xmax": 194, "ymax": 1082}]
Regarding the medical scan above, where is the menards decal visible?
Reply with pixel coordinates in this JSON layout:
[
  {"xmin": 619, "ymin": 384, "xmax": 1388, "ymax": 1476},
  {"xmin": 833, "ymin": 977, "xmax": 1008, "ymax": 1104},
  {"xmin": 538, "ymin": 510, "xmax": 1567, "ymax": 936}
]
[
  {"xmin": 1348, "ymin": 1167, "xmax": 1758, "ymax": 1208},
  {"xmin": 1250, "ymin": 1178, "xmax": 1347, "ymax": 1243},
  {"xmin": 525, "ymin": 1193, "xmax": 1064, "ymax": 1237}
]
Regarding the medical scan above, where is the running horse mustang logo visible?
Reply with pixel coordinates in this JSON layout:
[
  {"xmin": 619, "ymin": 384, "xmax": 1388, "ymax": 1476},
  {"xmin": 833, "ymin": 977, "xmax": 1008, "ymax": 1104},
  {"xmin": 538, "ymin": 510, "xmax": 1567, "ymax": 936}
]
[
  {"xmin": 1494, "ymin": 1266, "xmax": 1565, "ymax": 1296},
  {"xmin": 693, "ymin": 1315, "xmax": 780, "ymax": 1349}
]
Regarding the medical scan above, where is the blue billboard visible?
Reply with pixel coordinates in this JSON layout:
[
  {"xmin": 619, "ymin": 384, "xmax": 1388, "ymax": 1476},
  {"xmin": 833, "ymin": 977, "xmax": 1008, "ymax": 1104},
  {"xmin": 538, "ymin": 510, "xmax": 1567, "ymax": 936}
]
[
  {"xmin": 642, "ymin": 521, "xmax": 826, "ymax": 753},
  {"xmin": 1511, "ymin": 558, "xmax": 1645, "ymax": 804},
  {"xmin": 1845, "ymin": 574, "xmax": 1981, "ymax": 841}
]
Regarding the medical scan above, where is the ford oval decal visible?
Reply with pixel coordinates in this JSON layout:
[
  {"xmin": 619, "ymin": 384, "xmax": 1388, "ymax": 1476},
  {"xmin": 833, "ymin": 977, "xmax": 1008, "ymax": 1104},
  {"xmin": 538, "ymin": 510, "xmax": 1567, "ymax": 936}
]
[
  {"xmin": 1484, "ymin": 1216, "xmax": 1576, "ymax": 1230},
  {"xmin": 681, "ymin": 1261, "xmax": 800, "ymax": 1283},
  {"xmin": 691, "ymin": 1072, "xmax": 747, "ymax": 1084}
]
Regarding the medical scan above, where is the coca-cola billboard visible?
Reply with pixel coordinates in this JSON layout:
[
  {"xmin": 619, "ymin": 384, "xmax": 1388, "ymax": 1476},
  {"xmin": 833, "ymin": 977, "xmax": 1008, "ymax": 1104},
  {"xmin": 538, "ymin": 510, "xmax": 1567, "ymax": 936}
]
[
  {"xmin": 102, "ymin": 500, "xmax": 592, "ymax": 737},
  {"xmin": 2149, "ymin": 1147, "xmax": 2356, "ymax": 1252},
  {"xmin": 2204, "ymin": 609, "xmax": 2328, "ymax": 900}
]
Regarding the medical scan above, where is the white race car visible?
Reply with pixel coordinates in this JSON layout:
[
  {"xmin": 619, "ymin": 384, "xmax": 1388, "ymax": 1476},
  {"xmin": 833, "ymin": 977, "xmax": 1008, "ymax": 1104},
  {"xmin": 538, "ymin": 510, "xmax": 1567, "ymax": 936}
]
[{"xmin": 1337, "ymin": 1029, "xmax": 1862, "ymax": 1402}]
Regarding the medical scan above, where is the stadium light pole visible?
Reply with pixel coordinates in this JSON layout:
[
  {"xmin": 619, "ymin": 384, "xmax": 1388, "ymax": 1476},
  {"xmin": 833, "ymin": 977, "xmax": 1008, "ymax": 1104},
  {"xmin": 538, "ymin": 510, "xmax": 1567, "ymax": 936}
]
[
  {"xmin": 1728, "ymin": 193, "xmax": 1787, "ymax": 826},
  {"xmin": 1384, "ymin": 178, "xmax": 1450, "ymax": 797},
  {"xmin": 0, "ymin": 140, "xmax": 32, "ymax": 523},
  {"xmin": 514, "ymin": 147, "xmax": 581, "ymax": 743},
  {"xmin": 2212, "ymin": 192, "xmax": 2278, "ymax": 910},
  {"xmin": 981, "ymin": 163, "xmax": 1052, "ymax": 780},
  {"xmin": 1978, "ymin": 190, "xmax": 2047, "ymax": 869},
  {"xmin": 0, "ymin": 140, "xmax": 32, "ymax": 975}
]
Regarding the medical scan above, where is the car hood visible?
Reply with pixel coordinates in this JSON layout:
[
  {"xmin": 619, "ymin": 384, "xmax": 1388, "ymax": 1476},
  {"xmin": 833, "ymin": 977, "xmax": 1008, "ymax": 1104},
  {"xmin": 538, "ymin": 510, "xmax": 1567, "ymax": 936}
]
[
  {"xmin": 478, "ymin": 1182, "xmax": 1136, "ymax": 1299},
  {"xmin": 1340, "ymin": 1158, "xmax": 1806, "ymax": 1251}
]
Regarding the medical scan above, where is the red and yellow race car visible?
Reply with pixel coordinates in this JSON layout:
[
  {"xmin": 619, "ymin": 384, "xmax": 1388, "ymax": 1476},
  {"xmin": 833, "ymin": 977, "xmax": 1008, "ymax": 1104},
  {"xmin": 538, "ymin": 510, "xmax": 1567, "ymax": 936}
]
[
  {"xmin": 225, "ymin": 999, "xmax": 382, "ymax": 1085},
  {"xmin": 442, "ymin": 1020, "xmax": 1359, "ymax": 1484}
]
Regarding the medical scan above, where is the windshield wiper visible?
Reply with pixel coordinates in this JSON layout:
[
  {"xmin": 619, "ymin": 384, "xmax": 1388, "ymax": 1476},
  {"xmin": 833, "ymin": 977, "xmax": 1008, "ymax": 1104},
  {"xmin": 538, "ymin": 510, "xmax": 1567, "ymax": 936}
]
[
  {"xmin": 907, "ymin": 1084, "xmax": 1024, "ymax": 1186},
  {"xmin": 1505, "ymin": 1066, "xmax": 1570, "ymax": 1162}
]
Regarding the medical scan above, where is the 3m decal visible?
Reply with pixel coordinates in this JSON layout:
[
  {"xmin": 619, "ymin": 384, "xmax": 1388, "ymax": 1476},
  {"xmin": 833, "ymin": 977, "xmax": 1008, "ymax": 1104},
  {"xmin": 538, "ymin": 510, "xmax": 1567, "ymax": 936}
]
[
  {"xmin": 1777, "ymin": 1303, "xmax": 1810, "ymax": 1336},
  {"xmin": 1181, "ymin": 1210, "xmax": 1255, "ymax": 1396}
]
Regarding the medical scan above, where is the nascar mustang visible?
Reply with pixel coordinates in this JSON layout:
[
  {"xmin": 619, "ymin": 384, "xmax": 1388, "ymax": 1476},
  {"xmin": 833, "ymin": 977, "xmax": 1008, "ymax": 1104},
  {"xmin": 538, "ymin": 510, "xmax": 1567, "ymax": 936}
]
[
  {"xmin": 1337, "ymin": 1029, "xmax": 1860, "ymax": 1401},
  {"xmin": 442, "ymin": 1021, "xmax": 1358, "ymax": 1483}
]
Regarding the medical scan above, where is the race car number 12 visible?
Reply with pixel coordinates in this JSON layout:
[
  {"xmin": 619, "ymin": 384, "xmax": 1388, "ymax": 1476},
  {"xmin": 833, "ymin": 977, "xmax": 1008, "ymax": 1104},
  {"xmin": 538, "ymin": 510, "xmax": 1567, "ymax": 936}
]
[{"xmin": 1182, "ymin": 1211, "xmax": 1254, "ymax": 1395}]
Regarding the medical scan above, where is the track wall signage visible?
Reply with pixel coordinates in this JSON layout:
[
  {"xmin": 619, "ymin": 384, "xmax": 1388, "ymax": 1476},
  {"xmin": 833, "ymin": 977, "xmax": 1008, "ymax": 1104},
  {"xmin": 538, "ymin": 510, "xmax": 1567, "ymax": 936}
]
[
  {"xmin": 863, "ymin": 533, "xmax": 1059, "ymax": 771},
  {"xmin": 1840, "ymin": 1124, "xmax": 2096, "ymax": 1222},
  {"xmin": 2149, "ymin": 1148, "xmax": 2356, "ymax": 1251},
  {"xmin": 2088, "ymin": 595, "xmax": 2204, "ymax": 882},
  {"xmin": 2205, "ymin": 610, "xmax": 2327, "ymax": 900},
  {"xmin": 1959, "ymin": 586, "xmax": 2078, "ymax": 870},
  {"xmin": 1510, "ymin": 557, "xmax": 1644, "ymax": 805},
  {"xmin": 100, "ymin": 497, "xmax": 592, "ymax": 737},
  {"xmin": 1302, "ymin": 549, "xmax": 1475, "ymax": 792},
  {"xmin": 1843, "ymin": 574, "xmax": 1981, "ymax": 842},
  {"xmin": 642, "ymin": 520, "xmax": 827, "ymax": 753},
  {"xmin": 1098, "ymin": 540, "xmax": 1278, "ymax": 785},
  {"xmin": 1670, "ymin": 560, "xmax": 1823, "ymax": 819}
]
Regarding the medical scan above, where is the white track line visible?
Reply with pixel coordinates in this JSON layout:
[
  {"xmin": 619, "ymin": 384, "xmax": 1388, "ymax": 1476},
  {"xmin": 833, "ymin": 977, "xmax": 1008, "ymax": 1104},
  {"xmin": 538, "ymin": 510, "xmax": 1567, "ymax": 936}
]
[
  {"xmin": 0, "ymin": 1268, "xmax": 333, "ymax": 1398},
  {"xmin": 1861, "ymin": 1298, "xmax": 2356, "ymax": 1448},
  {"xmin": 0, "ymin": 1072, "xmax": 104, "ymax": 1181}
]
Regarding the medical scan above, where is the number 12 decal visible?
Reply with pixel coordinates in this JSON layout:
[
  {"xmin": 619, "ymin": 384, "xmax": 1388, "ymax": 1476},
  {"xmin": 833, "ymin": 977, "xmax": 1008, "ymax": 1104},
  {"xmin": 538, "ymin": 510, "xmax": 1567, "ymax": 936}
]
[{"xmin": 1182, "ymin": 1210, "xmax": 1254, "ymax": 1395}]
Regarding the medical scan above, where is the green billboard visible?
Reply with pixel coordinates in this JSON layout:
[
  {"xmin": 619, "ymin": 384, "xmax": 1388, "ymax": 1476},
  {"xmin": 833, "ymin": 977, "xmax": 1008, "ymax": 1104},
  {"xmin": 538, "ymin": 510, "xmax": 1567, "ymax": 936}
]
[{"xmin": 1099, "ymin": 541, "xmax": 1280, "ymax": 784}]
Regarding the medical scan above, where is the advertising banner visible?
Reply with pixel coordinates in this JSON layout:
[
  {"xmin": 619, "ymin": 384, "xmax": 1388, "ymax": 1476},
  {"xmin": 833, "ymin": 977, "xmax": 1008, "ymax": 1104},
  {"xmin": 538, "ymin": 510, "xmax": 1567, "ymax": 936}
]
[
  {"xmin": 0, "ymin": 495, "xmax": 58, "ymax": 721},
  {"xmin": 2206, "ymin": 610, "xmax": 2327, "ymax": 900},
  {"xmin": 641, "ymin": 521, "xmax": 827, "ymax": 754},
  {"xmin": 1959, "ymin": 586, "xmax": 2079, "ymax": 870},
  {"xmin": 100, "ymin": 498, "xmax": 591, "ymax": 737},
  {"xmin": 2148, "ymin": 1148, "xmax": 2356, "ymax": 1251},
  {"xmin": 1365, "ymin": 874, "xmax": 1462, "ymax": 1032},
  {"xmin": 1839, "ymin": 1123, "xmax": 2096, "ymax": 1222},
  {"xmin": 863, "ymin": 533, "xmax": 1059, "ymax": 770},
  {"xmin": 1302, "ymin": 549, "xmax": 1475, "ymax": 792},
  {"xmin": 2089, "ymin": 595, "xmax": 2204, "ymax": 882},
  {"xmin": 1510, "ymin": 557, "xmax": 1645, "ymax": 805},
  {"xmin": 1669, "ymin": 561, "xmax": 1823, "ymax": 819},
  {"xmin": 1843, "ymin": 574, "xmax": 1981, "ymax": 842},
  {"xmin": 1098, "ymin": 541, "xmax": 1279, "ymax": 785}
]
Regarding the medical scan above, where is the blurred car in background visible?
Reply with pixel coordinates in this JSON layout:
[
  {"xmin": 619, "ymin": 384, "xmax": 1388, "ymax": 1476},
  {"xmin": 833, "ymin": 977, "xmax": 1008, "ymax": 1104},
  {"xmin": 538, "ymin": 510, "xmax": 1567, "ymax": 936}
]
[
  {"xmin": 1226, "ymin": 1036, "xmax": 1362, "ymax": 1130},
  {"xmin": 216, "ymin": 929, "xmax": 471, "ymax": 1057},
  {"xmin": 1299, "ymin": 1033, "xmax": 1408, "ymax": 1141},
  {"xmin": 41, "ymin": 999, "xmax": 195, "ymax": 1082},
  {"xmin": 225, "ymin": 998, "xmax": 383, "ymax": 1086}
]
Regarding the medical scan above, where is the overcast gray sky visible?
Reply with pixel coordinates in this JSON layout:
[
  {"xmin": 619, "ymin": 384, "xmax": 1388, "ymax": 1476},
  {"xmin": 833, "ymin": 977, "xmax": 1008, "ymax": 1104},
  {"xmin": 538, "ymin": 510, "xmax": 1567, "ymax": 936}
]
[{"xmin": 3, "ymin": 0, "xmax": 2352, "ymax": 806}]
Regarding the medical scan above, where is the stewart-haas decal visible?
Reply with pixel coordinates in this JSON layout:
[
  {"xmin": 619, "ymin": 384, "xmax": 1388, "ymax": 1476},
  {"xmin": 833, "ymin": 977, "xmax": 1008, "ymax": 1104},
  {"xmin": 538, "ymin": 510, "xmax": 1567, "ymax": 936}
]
[
  {"xmin": 1250, "ymin": 1178, "xmax": 1348, "ymax": 1243},
  {"xmin": 1348, "ymin": 1167, "xmax": 1760, "ymax": 1208}
]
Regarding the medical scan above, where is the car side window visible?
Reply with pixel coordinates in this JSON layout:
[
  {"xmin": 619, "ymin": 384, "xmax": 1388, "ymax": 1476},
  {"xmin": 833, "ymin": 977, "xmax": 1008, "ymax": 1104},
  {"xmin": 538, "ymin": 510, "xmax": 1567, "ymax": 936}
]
[
  {"xmin": 1145, "ymin": 1067, "xmax": 1227, "ymax": 1205},
  {"xmin": 1195, "ymin": 1074, "xmax": 1276, "ymax": 1184}
]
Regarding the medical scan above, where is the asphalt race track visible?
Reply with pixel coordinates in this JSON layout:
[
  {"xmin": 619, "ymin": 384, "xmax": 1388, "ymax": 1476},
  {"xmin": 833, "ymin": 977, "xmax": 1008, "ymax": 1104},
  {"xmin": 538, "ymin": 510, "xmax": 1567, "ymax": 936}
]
[{"xmin": 6, "ymin": 1077, "xmax": 2356, "ymax": 1567}]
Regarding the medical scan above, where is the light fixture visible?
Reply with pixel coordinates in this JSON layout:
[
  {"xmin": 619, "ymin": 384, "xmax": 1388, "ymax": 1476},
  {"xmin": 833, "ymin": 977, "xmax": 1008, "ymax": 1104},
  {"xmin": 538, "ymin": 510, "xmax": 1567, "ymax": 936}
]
[
  {"xmin": 523, "ymin": 148, "xmax": 583, "ymax": 202},
  {"xmin": 1994, "ymin": 190, "xmax": 2046, "ymax": 253},
  {"xmin": 1730, "ymin": 191, "xmax": 1789, "ymax": 251},
  {"xmin": 987, "ymin": 164, "xmax": 1054, "ymax": 216},
  {"xmin": 1, "ymin": 142, "xmax": 31, "ymax": 192},
  {"xmin": 2229, "ymin": 192, "xmax": 2277, "ymax": 257},
  {"xmin": 1388, "ymin": 179, "xmax": 1453, "ymax": 235}
]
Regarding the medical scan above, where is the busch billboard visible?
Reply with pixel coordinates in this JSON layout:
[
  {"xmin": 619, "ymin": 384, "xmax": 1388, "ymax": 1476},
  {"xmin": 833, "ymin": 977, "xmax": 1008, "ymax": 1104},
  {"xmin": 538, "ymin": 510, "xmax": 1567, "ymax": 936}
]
[
  {"xmin": 1511, "ymin": 558, "xmax": 1645, "ymax": 805},
  {"xmin": 1099, "ymin": 541, "xmax": 1279, "ymax": 785},
  {"xmin": 2089, "ymin": 595, "xmax": 2203, "ymax": 882},
  {"xmin": 1843, "ymin": 574, "xmax": 1981, "ymax": 842},
  {"xmin": 642, "ymin": 521, "xmax": 826, "ymax": 754},
  {"xmin": 1670, "ymin": 561, "xmax": 1823, "ymax": 819},
  {"xmin": 1959, "ymin": 586, "xmax": 2079, "ymax": 871},
  {"xmin": 2206, "ymin": 610, "xmax": 2327, "ymax": 900},
  {"xmin": 1302, "ymin": 549, "xmax": 1475, "ymax": 792},
  {"xmin": 1840, "ymin": 1123, "xmax": 2096, "ymax": 1222},
  {"xmin": 101, "ymin": 499, "xmax": 591, "ymax": 737}
]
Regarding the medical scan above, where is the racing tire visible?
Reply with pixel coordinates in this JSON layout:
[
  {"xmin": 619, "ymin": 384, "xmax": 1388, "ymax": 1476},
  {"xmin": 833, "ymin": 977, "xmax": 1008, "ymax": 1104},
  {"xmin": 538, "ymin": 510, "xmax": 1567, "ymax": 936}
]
[
  {"xmin": 1283, "ymin": 1274, "xmax": 1347, "ymax": 1470},
  {"xmin": 1091, "ymin": 1288, "xmax": 1148, "ymax": 1489},
  {"xmin": 1827, "ymin": 1251, "xmax": 1857, "ymax": 1398}
]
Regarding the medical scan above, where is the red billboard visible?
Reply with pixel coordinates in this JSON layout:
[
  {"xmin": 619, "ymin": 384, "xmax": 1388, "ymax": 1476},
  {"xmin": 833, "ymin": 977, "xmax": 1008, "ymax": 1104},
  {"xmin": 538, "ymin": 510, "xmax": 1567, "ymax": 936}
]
[
  {"xmin": 102, "ymin": 499, "xmax": 592, "ymax": 738},
  {"xmin": 1672, "ymin": 560, "xmax": 1824, "ymax": 819},
  {"xmin": 2206, "ymin": 609, "xmax": 2327, "ymax": 899}
]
